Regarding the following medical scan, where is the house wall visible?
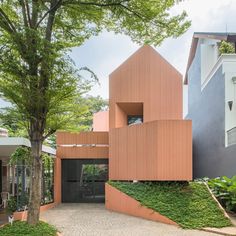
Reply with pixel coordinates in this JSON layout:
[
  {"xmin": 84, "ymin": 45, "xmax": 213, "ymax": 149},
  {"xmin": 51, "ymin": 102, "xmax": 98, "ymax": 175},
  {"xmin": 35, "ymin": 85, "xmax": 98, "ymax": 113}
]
[
  {"xmin": 187, "ymin": 41, "xmax": 236, "ymax": 178},
  {"xmin": 56, "ymin": 131, "xmax": 109, "ymax": 159},
  {"xmin": 55, "ymin": 131, "xmax": 109, "ymax": 203},
  {"xmin": 109, "ymin": 45, "xmax": 192, "ymax": 181},
  {"xmin": 93, "ymin": 111, "xmax": 109, "ymax": 132},
  {"xmin": 109, "ymin": 120, "xmax": 192, "ymax": 181},
  {"xmin": 109, "ymin": 45, "xmax": 183, "ymax": 129}
]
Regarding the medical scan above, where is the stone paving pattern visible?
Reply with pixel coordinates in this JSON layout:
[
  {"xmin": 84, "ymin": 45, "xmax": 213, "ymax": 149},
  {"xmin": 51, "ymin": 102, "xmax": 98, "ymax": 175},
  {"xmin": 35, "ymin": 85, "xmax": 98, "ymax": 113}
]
[{"xmin": 41, "ymin": 204, "xmax": 218, "ymax": 236}]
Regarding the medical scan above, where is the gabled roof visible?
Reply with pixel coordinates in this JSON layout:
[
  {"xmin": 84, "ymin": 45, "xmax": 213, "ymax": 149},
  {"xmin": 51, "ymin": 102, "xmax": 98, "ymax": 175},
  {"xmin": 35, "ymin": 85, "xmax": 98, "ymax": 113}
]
[
  {"xmin": 110, "ymin": 45, "xmax": 182, "ymax": 78},
  {"xmin": 184, "ymin": 32, "xmax": 236, "ymax": 84}
]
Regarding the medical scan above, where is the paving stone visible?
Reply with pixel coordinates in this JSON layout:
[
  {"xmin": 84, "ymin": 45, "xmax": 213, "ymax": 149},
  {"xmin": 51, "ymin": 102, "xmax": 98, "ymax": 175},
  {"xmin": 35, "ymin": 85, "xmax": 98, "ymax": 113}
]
[{"xmin": 41, "ymin": 203, "xmax": 219, "ymax": 236}]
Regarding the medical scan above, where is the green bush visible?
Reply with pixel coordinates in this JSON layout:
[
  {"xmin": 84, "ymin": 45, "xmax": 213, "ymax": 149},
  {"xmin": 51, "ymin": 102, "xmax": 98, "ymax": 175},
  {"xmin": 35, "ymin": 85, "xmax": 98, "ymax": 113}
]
[
  {"xmin": 208, "ymin": 176, "xmax": 236, "ymax": 213},
  {"xmin": 109, "ymin": 181, "xmax": 231, "ymax": 229},
  {"xmin": 7, "ymin": 196, "xmax": 17, "ymax": 214},
  {"xmin": 219, "ymin": 41, "xmax": 235, "ymax": 55},
  {"xmin": 0, "ymin": 221, "xmax": 57, "ymax": 236}
]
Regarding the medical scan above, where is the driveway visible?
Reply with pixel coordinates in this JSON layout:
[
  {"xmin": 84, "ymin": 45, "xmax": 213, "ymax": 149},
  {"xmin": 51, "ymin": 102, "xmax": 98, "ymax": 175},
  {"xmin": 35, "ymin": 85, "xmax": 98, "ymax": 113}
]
[{"xmin": 41, "ymin": 204, "xmax": 218, "ymax": 236}]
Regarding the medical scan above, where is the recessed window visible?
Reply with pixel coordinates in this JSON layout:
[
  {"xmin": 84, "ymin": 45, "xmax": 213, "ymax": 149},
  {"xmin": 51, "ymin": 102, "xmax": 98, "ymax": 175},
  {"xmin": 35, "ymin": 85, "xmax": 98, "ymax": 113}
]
[{"xmin": 127, "ymin": 115, "xmax": 143, "ymax": 125}]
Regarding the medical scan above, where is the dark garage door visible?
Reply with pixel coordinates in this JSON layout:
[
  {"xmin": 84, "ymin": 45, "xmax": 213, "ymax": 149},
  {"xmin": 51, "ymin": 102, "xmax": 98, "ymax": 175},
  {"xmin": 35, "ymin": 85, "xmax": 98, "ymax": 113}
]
[{"xmin": 62, "ymin": 159, "xmax": 108, "ymax": 203}]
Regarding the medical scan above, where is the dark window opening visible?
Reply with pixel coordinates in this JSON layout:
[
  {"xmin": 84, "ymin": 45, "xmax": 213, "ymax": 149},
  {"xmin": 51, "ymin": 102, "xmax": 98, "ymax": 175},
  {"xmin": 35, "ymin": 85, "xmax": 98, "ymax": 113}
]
[{"xmin": 127, "ymin": 115, "xmax": 143, "ymax": 125}]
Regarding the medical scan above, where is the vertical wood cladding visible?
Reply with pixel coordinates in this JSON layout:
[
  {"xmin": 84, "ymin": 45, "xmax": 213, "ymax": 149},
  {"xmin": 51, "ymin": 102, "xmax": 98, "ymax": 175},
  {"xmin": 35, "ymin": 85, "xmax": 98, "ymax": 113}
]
[
  {"xmin": 109, "ymin": 45, "xmax": 183, "ymax": 129},
  {"xmin": 56, "ymin": 131, "xmax": 109, "ymax": 159},
  {"xmin": 109, "ymin": 120, "xmax": 192, "ymax": 181},
  {"xmin": 109, "ymin": 45, "xmax": 192, "ymax": 181}
]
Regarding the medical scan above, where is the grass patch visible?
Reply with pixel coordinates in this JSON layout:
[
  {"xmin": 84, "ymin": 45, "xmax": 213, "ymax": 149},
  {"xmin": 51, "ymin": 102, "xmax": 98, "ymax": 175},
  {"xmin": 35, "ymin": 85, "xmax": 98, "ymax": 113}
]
[
  {"xmin": 0, "ymin": 221, "xmax": 57, "ymax": 236},
  {"xmin": 108, "ymin": 181, "xmax": 232, "ymax": 229}
]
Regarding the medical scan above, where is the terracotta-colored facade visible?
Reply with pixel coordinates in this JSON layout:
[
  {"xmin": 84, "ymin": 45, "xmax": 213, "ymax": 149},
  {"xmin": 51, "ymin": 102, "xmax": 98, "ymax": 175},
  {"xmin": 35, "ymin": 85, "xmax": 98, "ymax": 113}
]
[
  {"xmin": 109, "ymin": 120, "xmax": 192, "ymax": 180},
  {"xmin": 53, "ymin": 45, "xmax": 192, "ymax": 224},
  {"xmin": 109, "ymin": 45, "xmax": 183, "ymax": 129},
  {"xmin": 105, "ymin": 183, "xmax": 178, "ymax": 226},
  {"xmin": 93, "ymin": 111, "xmax": 109, "ymax": 131},
  {"xmin": 109, "ymin": 45, "xmax": 192, "ymax": 181}
]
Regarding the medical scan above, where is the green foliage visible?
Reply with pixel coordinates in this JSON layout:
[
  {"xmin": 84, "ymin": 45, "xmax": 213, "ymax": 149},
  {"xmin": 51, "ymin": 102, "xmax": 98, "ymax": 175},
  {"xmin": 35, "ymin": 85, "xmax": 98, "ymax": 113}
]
[
  {"xmin": 0, "ymin": 221, "xmax": 57, "ymax": 236},
  {"xmin": 208, "ymin": 176, "xmax": 236, "ymax": 213},
  {"xmin": 0, "ymin": 0, "xmax": 190, "ymax": 223},
  {"xmin": 78, "ymin": 95, "xmax": 108, "ymax": 129},
  {"xmin": 6, "ymin": 196, "xmax": 17, "ymax": 214},
  {"xmin": 219, "ymin": 41, "xmax": 235, "ymax": 55},
  {"xmin": 108, "ymin": 181, "xmax": 231, "ymax": 229},
  {"xmin": 9, "ymin": 146, "xmax": 31, "ymax": 165},
  {"xmin": 0, "ymin": 107, "xmax": 27, "ymax": 137}
]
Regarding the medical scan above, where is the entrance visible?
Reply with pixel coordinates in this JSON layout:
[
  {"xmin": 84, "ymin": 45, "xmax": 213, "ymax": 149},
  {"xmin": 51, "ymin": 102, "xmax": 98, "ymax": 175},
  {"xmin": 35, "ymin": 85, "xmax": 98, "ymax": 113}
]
[{"xmin": 62, "ymin": 159, "xmax": 108, "ymax": 203}]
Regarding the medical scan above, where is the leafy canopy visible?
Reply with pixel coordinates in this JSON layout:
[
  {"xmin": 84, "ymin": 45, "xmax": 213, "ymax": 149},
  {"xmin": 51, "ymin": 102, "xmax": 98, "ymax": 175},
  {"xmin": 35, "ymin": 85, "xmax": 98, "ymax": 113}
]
[{"xmin": 0, "ymin": 0, "xmax": 190, "ymax": 140}]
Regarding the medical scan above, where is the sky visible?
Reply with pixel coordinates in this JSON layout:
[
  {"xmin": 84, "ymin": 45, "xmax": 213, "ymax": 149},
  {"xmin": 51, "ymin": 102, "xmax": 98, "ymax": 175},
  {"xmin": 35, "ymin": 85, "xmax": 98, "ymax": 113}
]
[
  {"xmin": 1, "ymin": 0, "xmax": 236, "ymax": 115},
  {"xmin": 68, "ymin": 0, "xmax": 236, "ymax": 116}
]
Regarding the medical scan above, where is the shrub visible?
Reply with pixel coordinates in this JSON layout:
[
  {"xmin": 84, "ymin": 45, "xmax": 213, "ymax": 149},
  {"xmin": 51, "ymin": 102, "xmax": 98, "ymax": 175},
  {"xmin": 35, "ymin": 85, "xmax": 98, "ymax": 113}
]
[
  {"xmin": 208, "ymin": 176, "xmax": 236, "ymax": 213},
  {"xmin": 7, "ymin": 196, "xmax": 17, "ymax": 214},
  {"xmin": 0, "ymin": 221, "xmax": 57, "ymax": 236},
  {"xmin": 219, "ymin": 41, "xmax": 235, "ymax": 55}
]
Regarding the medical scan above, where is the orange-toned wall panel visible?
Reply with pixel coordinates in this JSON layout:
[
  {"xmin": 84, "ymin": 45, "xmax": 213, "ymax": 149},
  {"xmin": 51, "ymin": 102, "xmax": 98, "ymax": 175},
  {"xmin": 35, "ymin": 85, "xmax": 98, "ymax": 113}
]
[
  {"xmin": 56, "ymin": 131, "xmax": 109, "ymax": 145},
  {"xmin": 13, "ymin": 202, "xmax": 57, "ymax": 221},
  {"xmin": 105, "ymin": 183, "xmax": 178, "ymax": 226},
  {"xmin": 109, "ymin": 120, "xmax": 192, "ymax": 181},
  {"xmin": 93, "ymin": 111, "xmax": 109, "ymax": 131},
  {"xmin": 109, "ymin": 45, "xmax": 183, "ymax": 129},
  {"xmin": 57, "ymin": 146, "xmax": 108, "ymax": 159},
  {"xmin": 54, "ymin": 158, "xmax": 61, "ymax": 203}
]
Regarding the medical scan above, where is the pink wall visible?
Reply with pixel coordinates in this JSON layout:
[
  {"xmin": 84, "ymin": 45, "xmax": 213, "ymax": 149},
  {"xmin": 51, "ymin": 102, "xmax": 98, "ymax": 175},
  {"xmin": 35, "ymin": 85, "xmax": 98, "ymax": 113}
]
[{"xmin": 93, "ymin": 111, "xmax": 109, "ymax": 131}]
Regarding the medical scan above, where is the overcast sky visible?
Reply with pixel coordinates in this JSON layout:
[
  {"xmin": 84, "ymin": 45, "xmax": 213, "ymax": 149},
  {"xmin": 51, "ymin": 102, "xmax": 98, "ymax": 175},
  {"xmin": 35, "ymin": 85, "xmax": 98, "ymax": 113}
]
[
  {"xmin": 69, "ymin": 0, "xmax": 236, "ymax": 116},
  {"xmin": 1, "ymin": 0, "xmax": 236, "ymax": 115}
]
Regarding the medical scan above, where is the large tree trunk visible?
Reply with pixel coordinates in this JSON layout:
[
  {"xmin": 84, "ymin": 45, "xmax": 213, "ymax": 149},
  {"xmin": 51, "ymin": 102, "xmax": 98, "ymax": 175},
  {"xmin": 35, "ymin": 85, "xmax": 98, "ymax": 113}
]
[{"xmin": 27, "ymin": 137, "xmax": 43, "ymax": 225}]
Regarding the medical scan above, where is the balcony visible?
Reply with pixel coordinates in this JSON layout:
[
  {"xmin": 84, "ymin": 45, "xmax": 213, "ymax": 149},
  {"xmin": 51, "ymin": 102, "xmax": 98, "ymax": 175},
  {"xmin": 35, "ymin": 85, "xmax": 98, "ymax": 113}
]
[{"xmin": 109, "ymin": 120, "xmax": 192, "ymax": 181}]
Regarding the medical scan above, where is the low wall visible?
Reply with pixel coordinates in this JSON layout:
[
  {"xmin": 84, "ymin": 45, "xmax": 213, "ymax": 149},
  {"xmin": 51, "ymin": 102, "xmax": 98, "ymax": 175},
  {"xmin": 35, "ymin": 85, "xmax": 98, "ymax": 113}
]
[
  {"xmin": 13, "ymin": 202, "xmax": 57, "ymax": 221},
  {"xmin": 105, "ymin": 183, "xmax": 178, "ymax": 226}
]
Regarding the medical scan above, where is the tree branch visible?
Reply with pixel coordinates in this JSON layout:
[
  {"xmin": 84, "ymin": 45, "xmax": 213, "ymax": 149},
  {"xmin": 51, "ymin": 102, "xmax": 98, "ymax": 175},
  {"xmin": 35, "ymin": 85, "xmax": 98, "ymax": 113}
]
[
  {"xmin": 64, "ymin": 0, "xmax": 130, "ymax": 7},
  {"xmin": 0, "ymin": 8, "xmax": 16, "ymax": 33},
  {"xmin": 43, "ymin": 128, "xmax": 56, "ymax": 140},
  {"xmin": 36, "ymin": 0, "xmax": 62, "ymax": 28},
  {"xmin": 19, "ymin": 0, "xmax": 29, "ymax": 27},
  {"xmin": 25, "ymin": 0, "xmax": 32, "ymax": 27}
]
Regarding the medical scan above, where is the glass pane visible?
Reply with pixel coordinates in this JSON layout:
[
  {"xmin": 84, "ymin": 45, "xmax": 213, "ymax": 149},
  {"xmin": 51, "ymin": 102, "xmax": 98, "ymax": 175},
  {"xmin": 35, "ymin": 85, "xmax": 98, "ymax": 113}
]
[
  {"xmin": 127, "ymin": 115, "xmax": 143, "ymax": 125},
  {"xmin": 79, "ymin": 164, "xmax": 95, "ymax": 201},
  {"xmin": 93, "ymin": 164, "xmax": 108, "ymax": 201}
]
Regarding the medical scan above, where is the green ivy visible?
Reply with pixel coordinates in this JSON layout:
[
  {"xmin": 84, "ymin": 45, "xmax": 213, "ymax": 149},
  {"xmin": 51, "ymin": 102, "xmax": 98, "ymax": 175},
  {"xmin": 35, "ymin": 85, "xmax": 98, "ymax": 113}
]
[{"xmin": 108, "ymin": 181, "xmax": 232, "ymax": 229}]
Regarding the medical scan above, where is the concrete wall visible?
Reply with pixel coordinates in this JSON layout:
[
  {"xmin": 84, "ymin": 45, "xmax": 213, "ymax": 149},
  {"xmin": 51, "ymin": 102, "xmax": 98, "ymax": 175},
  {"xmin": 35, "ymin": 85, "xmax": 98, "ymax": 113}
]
[{"xmin": 187, "ymin": 41, "xmax": 236, "ymax": 178}]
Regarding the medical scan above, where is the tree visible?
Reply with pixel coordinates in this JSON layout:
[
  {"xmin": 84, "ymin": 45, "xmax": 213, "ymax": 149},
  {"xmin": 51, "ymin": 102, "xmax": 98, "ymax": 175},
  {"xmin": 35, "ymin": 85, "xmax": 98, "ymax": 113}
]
[
  {"xmin": 0, "ymin": 0, "xmax": 190, "ymax": 225},
  {"xmin": 0, "ymin": 95, "xmax": 108, "ymax": 140}
]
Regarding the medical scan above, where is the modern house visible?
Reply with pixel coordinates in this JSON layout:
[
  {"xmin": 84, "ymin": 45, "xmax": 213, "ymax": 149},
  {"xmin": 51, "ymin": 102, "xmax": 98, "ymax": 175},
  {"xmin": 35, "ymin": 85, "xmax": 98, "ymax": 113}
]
[
  {"xmin": 0, "ymin": 45, "xmax": 192, "ymax": 222},
  {"xmin": 185, "ymin": 32, "xmax": 236, "ymax": 178},
  {"xmin": 55, "ymin": 45, "xmax": 192, "ymax": 207}
]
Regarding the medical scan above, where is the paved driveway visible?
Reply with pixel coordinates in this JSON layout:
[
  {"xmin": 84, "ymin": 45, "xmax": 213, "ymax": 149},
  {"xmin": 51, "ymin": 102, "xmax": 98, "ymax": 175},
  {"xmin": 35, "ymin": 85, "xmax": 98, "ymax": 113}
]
[{"xmin": 41, "ymin": 204, "xmax": 218, "ymax": 236}]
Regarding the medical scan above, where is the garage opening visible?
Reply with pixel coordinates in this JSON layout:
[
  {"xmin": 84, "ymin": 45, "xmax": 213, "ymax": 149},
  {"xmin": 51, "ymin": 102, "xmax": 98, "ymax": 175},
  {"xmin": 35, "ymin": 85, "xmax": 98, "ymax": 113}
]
[{"xmin": 62, "ymin": 159, "xmax": 108, "ymax": 203}]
